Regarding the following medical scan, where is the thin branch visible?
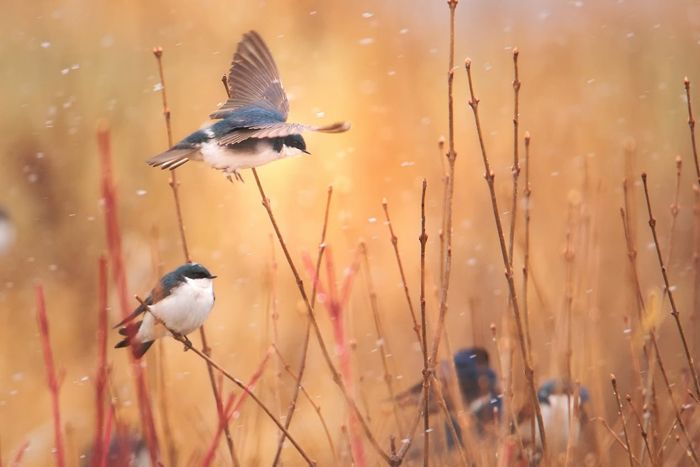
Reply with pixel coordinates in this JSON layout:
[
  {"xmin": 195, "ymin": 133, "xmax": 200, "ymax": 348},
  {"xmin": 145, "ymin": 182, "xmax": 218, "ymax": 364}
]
[
  {"xmin": 92, "ymin": 257, "xmax": 109, "ymax": 467},
  {"xmin": 359, "ymin": 241, "xmax": 404, "ymax": 434},
  {"xmin": 522, "ymin": 132, "xmax": 533, "ymax": 353},
  {"xmin": 382, "ymin": 199, "xmax": 422, "ymax": 349},
  {"xmin": 464, "ymin": 59, "xmax": 548, "ymax": 459},
  {"xmin": 625, "ymin": 395, "xmax": 655, "ymax": 466},
  {"xmin": 641, "ymin": 173, "xmax": 700, "ymax": 398},
  {"xmin": 35, "ymin": 285, "xmax": 65, "ymax": 467},
  {"xmin": 272, "ymin": 345, "xmax": 337, "ymax": 462},
  {"xmin": 592, "ymin": 418, "xmax": 641, "ymax": 466},
  {"xmin": 250, "ymin": 169, "xmax": 391, "ymax": 464},
  {"xmin": 419, "ymin": 179, "xmax": 430, "ymax": 467},
  {"xmin": 611, "ymin": 375, "xmax": 635, "ymax": 467},
  {"xmin": 272, "ymin": 186, "xmax": 332, "ymax": 465},
  {"xmin": 508, "ymin": 47, "xmax": 521, "ymax": 269},
  {"xmin": 684, "ymin": 77, "xmax": 700, "ymax": 184}
]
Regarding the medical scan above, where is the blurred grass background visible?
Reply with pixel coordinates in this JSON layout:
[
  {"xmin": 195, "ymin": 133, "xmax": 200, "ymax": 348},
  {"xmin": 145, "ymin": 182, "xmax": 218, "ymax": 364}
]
[{"xmin": 2, "ymin": 0, "xmax": 700, "ymax": 465}]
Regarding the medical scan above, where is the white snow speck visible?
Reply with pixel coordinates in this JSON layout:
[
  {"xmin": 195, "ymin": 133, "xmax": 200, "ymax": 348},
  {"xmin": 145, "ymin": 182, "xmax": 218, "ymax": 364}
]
[
  {"xmin": 358, "ymin": 37, "xmax": 374, "ymax": 46},
  {"xmin": 361, "ymin": 11, "xmax": 374, "ymax": 18},
  {"xmin": 153, "ymin": 83, "xmax": 163, "ymax": 92},
  {"xmin": 400, "ymin": 161, "xmax": 415, "ymax": 167},
  {"xmin": 136, "ymin": 189, "xmax": 147, "ymax": 197},
  {"xmin": 41, "ymin": 41, "xmax": 51, "ymax": 49}
]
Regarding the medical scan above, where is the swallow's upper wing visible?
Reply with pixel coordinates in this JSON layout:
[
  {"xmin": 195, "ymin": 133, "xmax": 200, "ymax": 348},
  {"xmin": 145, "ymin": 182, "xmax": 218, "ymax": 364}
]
[
  {"xmin": 217, "ymin": 121, "xmax": 350, "ymax": 146},
  {"xmin": 112, "ymin": 279, "xmax": 173, "ymax": 328},
  {"xmin": 210, "ymin": 31, "xmax": 289, "ymax": 120}
]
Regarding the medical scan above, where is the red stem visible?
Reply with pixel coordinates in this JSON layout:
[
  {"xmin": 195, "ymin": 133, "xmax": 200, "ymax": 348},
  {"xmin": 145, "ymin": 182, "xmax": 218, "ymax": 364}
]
[
  {"xmin": 201, "ymin": 393, "xmax": 236, "ymax": 467},
  {"xmin": 97, "ymin": 124, "xmax": 160, "ymax": 465},
  {"xmin": 92, "ymin": 257, "xmax": 109, "ymax": 467},
  {"xmin": 35, "ymin": 285, "xmax": 65, "ymax": 467}
]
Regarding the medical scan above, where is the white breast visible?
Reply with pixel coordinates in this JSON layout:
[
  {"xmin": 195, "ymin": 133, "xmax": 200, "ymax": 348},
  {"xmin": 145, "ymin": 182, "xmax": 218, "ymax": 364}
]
[
  {"xmin": 200, "ymin": 140, "xmax": 302, "ymax": 173},
  {"xmin": 136, "ymin": 278, "xmax": 214, "ymax": 342}
]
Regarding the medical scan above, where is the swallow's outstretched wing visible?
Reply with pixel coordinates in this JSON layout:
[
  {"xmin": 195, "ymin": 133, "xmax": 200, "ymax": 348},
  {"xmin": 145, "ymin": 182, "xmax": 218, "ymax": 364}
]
[
  {"xmin": 210, "ymin": 31, "xmax": 289, "ymax": 120},
  {"xmin": 216, "ymin": 121, "xmax": 350, "ymax": 146}
]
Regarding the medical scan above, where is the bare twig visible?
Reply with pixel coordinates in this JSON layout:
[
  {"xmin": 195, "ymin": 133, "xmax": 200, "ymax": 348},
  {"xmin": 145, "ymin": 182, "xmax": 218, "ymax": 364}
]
[
  {"xmin": 382, "ymin": 199, "xmax": 422, "ymax": 349},
  {"xmin": 508, "ymin": 48, "xmax": 521, "ymax": 269},
  {"xmin": 666, "ymin": 156, "xmax": 682, "ymax": 266},
  {"xmin": 625, "ymin": 395, "xmax": 655, "ymax": 466},
  {"xmin": 35, "ymin": 285, "xmax": 65, "ymax": 467},
  {"xmin": 272, "ymin": 345, "xmax": 337, "ymax": 462},
  {"xmin": 611, "ymin": 375, "xmax": 635, "ymax": 467},
  {"xmin": 641, "ymin": 173, "xmax": 700, "ymax": 398},
  {"xmin": 592, "ymin": 418, "xmax": 641, "ymax": 466},
  {"xmin": 359, "ymin": 241, "xmax": 404, "ymax": 434},
  {"xmin": 464, "ymin": 59, "xmax": 547, "ymax": 458},
  {"xmin": 92, "ymin": 257, "xmax": 109, "ymax": 467},
  {"xmin": 250, "ymin": 169, "xmax": 391, "ymax": 464},
  {"xmin": 272, "ymin": 186, "xmax": 332, "ymax": 465},
  {"xmin": 419, "ymin": 179, "xmax": 430, "ymax": 467},
  {"xmin": 430, "ymin": 0, "xmax": 459, "ymax": 378},
  {"xmin": 684, "ymin": 78, "xmax": 700, "ymax": 184},
  {"xmin": 522, "ymin": 133, "xmax": 533, "ymax": 354}
]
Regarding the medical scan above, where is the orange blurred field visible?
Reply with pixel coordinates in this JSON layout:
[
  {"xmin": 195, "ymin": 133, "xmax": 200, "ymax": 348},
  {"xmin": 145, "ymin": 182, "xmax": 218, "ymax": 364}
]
[{"xmin": 1, "ymin": 0, "xmax": 700, "ymax": 465}]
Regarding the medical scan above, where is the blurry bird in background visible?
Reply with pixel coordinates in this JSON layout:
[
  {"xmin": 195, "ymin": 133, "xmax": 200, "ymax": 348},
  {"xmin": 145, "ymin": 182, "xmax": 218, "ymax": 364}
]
[
  {"xmin": 147, "ymin": 31, "xmax": 350, "ymax": 181},
  {"xmin": 516, "ymin": 378, "xmax": 592, "ymax": 463},
  {"xmin": 0, "ymin": 207, "xmax": 16, "ymax": 255},
  {"xmin": 395, "ymin": 347, "xmax": 502, "ymax": 439},
  {"xmin": 81, "ymin": 432, "xmax": 150, "ymax": 467}
]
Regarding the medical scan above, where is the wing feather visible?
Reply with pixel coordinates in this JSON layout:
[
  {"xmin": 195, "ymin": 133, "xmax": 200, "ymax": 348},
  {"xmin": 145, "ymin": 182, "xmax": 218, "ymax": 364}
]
[{"xmin": 210, "ymin": 31, "xmax": 289, "ymax": 120}]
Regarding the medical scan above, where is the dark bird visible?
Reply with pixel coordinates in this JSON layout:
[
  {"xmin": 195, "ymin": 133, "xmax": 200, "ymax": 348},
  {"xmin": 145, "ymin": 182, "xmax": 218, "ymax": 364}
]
[
  {"xmin": 147, "ymin": 31, "xmax": 350, "ymax": 181},
  {"xmin": 114, "ymin": 263, "xmax": 216, "ymax": 358}
]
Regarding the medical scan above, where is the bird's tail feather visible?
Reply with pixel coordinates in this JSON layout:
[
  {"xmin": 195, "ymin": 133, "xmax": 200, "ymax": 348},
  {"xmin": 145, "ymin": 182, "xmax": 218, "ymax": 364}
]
[
  {"xmin": 146, "ymin": 148, "xmax": 197, "ymax": 170},
  {"xmin": 115, "ymin": 338, "xmax": 154, "ymax": 359},
  {"xmin": 311, "ymin": 121, "xmax": 351, "ymax": 133}
]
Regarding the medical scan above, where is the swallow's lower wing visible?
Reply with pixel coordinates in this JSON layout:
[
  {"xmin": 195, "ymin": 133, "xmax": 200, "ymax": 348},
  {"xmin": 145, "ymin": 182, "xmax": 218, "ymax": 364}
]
[
  {"xmin": 113, "ymin": 296, "xmax": 153, "ymax": 329},
  {"xmin": 146, "ymin": 147, "xmax": 199, "ymax": 170},
  {"xmin": 217, "ymin": 121, "xmax": 351, "ymax": 146}
]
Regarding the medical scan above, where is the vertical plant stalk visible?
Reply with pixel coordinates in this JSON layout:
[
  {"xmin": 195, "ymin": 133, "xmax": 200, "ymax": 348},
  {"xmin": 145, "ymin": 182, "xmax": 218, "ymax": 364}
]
[
  {"xmin": 272, "ymin": 345, "xmax": 338, "ymax": 462},
  {"xmin": 359, "ymin": 241, "xmax": 404, "ymax": 434},
  {"xmin": 35, "ymin": 286, "xmax": 65, "ymax": 467},
  {"xmin": 666, "ymin": 157, "xmax": 682, "ymax": 266},
  {"xmin": 610, "ymin": 375, "xmax": 635, "ymax": 467},
  {"xmin": 419, "ymin": 180, "xmax": 430, "ymax": 467},
  {"xmin": 641, "ymin": 173, "xmax": 700, "ymax": 398},
  {"xmin": 684, "ymin": 78, "xmax": 700, "ymax": 184},
  {"xmin": 250, "ymin": 169, "xmax": 391, "ymax": 464},
  {"xmin": 272, "ymin": 186, "xmax": 332, "ymax": 466},
  {"xmin": 625, "ymin": 395, "xmax": 655, "ymax": 466},
  {"xmin": 522, "ymin": 133, "xmax": 533, "ymax": 356},
  {"xmin": 430, "ymin": 0, "xmax": 459, "ymax": 370},
  {"xmin": 693, "ymin": 185, "xmax": 700, "ymax": 357},
  {"xmin": 621, "ymin": 204, "xmax": 700, "ymax": 465},
  {"xmin": 97, "ymin": 125, "xmax": 160, "ymax": 465},
  {"xmin": 302, "ymin": 248, "xmax": 367, "ymax": 466},
  {"xmin": 508, "ymin": 48, "xmax": 521, "ymax": 271},
  {"xmin": 92, "ymin": 257, "xmax": 109, "ymax": 467},
  {"xmin": 153, "ymin": 47, "xmax": 238, "ymax": 466},
  {"xmin": 382, "ymin": 200, "xmax": 423, "ymax": 349},
  {"xmin": 201, "ymin": 393, "xmax": 236, "ymax": 467},
  {"xmin": 464, "ymin": 59, "xmax": 548, "ymax": 458}
]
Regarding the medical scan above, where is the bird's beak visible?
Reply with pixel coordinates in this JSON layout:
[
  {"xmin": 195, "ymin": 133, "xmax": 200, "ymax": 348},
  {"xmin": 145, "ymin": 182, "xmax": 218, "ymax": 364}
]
[
  {"xmin": 302, "ymin": 149, "xmax": 311, "ymax": 155},
  {"xmin": 210, "ymin": 275, "xmax": 218, "ymax": 279}
]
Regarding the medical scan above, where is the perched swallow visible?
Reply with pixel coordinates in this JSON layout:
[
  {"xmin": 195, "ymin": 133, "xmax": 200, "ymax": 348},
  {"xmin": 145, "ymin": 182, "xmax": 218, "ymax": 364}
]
[
  {"xmin": 518, "ymin": 379, "xmax": 591, "ymax": 459},
  {"xmin": 114, "ymin": 263, "xmax": 216, "ymax": 358},
  {"xmin": 147, "ymin": 31, "xmax": 350, "ymax": 181},
  {"xmin": 396, "ymin": 347, "xmax": 502, "ymax": 428}
]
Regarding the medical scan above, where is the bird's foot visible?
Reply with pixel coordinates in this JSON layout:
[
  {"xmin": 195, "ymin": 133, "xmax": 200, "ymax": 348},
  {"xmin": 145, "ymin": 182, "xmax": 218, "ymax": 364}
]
[
  {"xmin": 173, "ymin": 332, "xmax": 193, "ymax": 351},
  {"xmin": 233, "ymin": 170, "xmax": 245, "ymax": 183}
]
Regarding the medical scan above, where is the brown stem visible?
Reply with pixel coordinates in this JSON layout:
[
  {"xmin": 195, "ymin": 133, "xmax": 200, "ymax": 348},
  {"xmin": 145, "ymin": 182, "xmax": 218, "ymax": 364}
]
[
  {"xmin": 611, "ymin": 375, "xmax": 635, "ymax": 467},
  {"xmin": 272, "ymin": 345, "xmax": 337, "ymax": 462},
  {"xmin": 508, "ymin": 47, "xmax": 521, "ymax": 269},
  {"xmin": 418, "ymin": 179, "xmax": 430, "ymax": 467},
  {"xmin": 464, "ymin": 58, "xmax": 548, "ymax": 460},
  {"xmin": 625, "ymin": 395, "xmax": 655, "ymax": 466},
  {"xmin": 359, "ymin": 241, "xmax": 404, "ymax": 434},
  {"xmin": 641, "ymin": 173, "xmax": 700, "ymax": 398},
  {"xmin": 684, "ymin": 78, "xmax": 700, "ymax": 184},
  {"xmin": 250, "ymin": 169, "xmax": 391, "ymax": 463},
  {"xmin": 382, "ymin": 199, "xmax": 423, "ymax": 349},
  {"xmin": 522, "ymin": 132, "xmax": 533, "ymax": 355},
  {"xmin": 592, "ymin": 418, "xmax": 641, "ymax": 466},
  {"xmin": 271, "ymin": 186, "xmax": 333, "ymax": 465}
]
